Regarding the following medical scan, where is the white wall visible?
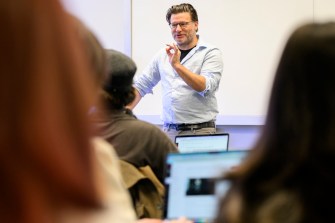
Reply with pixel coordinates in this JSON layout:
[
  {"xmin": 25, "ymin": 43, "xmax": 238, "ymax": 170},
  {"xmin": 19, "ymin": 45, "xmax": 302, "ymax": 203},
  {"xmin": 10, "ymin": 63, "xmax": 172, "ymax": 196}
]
[
  {"xmin": 131, "ymin": 0, "xmax": 315, "ymax": 125},
  {"xmin": 61, "ymin": 0, "xmax": 132, "ymax": 56},
  {"xmin": 61, "ymin": 0, "xmax": 335, "ymax": 126}
]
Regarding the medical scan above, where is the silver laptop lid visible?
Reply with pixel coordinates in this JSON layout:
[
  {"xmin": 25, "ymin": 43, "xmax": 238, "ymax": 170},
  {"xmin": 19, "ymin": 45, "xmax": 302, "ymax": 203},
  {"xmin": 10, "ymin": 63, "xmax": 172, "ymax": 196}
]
[{"xmin": 175, "ymin": 133, "xmax": 229, "ymax": 153}]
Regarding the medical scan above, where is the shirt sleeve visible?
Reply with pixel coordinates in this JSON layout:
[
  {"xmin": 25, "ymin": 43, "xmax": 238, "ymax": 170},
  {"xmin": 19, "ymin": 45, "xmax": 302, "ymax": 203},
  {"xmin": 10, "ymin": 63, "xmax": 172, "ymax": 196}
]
[
  {"xmin": 198, "ymin": 48, "xmax": 223, "ymax": 97},
  {"xmin": 133, "ymin": 51, "xmax": 163, "ymax": 97}
]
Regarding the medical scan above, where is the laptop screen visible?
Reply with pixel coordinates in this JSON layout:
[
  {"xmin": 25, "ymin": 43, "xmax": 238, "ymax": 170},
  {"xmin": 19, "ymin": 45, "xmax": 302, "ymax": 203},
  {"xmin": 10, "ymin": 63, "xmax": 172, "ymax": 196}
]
[
  {"xmin": 175, "ymin": 133, "xmax": 229, "ymax": 153},
  {"xmin": 164, "ymin": 150, "xmax": 247, "ymax": 222}
]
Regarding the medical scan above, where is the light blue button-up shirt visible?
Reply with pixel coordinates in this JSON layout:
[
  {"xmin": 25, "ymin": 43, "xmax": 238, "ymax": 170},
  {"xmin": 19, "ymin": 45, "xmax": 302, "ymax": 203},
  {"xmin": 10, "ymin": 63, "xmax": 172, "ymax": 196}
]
[{"xmin": 134, "ymin": 36, "xmax": 223, "ymax": 124}]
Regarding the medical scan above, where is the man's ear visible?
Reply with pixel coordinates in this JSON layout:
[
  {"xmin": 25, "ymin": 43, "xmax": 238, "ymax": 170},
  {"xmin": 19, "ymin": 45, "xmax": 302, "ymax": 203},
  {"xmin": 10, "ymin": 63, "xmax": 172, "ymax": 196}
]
[{"xmin": 194, "ymin": 21, "xmax": 199, "ymax": 32}]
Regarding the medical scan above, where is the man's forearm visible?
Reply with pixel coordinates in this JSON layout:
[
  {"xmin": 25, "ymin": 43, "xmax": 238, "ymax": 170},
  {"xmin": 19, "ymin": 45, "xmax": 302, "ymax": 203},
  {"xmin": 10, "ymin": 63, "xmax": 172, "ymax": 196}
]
[{"xmin": 173, "ymin": 63, "xmax": 206, "ymax": 92}]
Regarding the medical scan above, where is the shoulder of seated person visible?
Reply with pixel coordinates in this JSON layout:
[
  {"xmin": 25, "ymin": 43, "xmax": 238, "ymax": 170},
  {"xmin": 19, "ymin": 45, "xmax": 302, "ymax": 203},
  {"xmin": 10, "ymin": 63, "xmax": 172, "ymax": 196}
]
[{"xmin": 92, "ymin": 137, "xmax": 117, "ymax": 157}]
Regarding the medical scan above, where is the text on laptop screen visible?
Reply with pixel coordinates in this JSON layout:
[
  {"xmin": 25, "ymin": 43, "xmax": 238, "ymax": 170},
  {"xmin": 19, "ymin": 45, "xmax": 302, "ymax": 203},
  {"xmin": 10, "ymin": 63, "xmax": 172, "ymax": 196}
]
[
  {"xmin": 164, "ymin": 151, "xmax": 247, "ymax": 222},
  {"xmin": 175, "ymin": 134, "xmax": 229, "ymax": 153}
]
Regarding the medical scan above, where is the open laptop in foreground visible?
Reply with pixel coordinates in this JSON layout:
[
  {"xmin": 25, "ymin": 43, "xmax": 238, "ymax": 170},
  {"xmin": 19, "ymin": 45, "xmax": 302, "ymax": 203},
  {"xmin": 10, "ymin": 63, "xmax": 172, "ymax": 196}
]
[
  {"xmin": 164, "ymin": 150, "xmax": 248, "ymax": 223},
  {"xmin": 175, "ymin": 133, "xmax": 229, "ymax": 153}
]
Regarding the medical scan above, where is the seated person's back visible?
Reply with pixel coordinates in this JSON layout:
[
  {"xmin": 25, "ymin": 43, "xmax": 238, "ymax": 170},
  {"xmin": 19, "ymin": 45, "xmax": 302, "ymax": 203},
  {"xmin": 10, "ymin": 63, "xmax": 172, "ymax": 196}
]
[{"xmin": 94, "ymin": 50, "xmax": 178, "ymax": 183}]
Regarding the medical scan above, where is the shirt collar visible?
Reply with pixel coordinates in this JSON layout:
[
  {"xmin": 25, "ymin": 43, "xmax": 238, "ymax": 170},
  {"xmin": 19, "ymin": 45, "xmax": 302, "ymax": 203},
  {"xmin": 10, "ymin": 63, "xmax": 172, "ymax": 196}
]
[{"xmin": 194, "ymin": 35, "xmax": 208, "ymax": 50}]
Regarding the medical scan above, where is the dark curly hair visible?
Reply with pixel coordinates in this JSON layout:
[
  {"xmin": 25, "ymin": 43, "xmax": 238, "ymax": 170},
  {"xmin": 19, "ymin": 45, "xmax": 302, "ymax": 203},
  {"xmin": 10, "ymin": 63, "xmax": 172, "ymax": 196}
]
[
  {"xmin": 102, "ymin": 86, "xmax": 136, "ymax": 110},
  {"xmin": 102, "ymin": 49, "xmax": 137, "ymax": 110}
]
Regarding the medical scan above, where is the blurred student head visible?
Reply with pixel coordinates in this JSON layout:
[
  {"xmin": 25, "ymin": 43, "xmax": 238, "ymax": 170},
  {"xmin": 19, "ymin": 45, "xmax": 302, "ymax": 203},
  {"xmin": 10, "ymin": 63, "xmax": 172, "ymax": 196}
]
[
  {"xmin": 102, "ymin": 50, "xmax": 137, "ymax": 110},
  {"xmin": 0, "ymin": 0, "xmax": 102, "ymax": 222},
  {"xmin": 69, "ymin": 15, "xmax": 107, "ymax": 117},
  {"xmin": 215, "ymin": 22, "xmax": 335, "ymax": 223}
]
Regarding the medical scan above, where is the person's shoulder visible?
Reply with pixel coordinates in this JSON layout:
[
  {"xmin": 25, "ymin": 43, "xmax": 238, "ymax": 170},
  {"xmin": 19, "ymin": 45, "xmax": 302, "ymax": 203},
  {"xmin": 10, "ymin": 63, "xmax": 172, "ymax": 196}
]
[
  {"xmin": 142, "ymin": 47, "xmax": 167, "ymax": 67},
  {"xmin": 138, "ymin": 120, "xmax": 177, "ymax": 146},
  {"xmin": 151, "ymin": 47, "xmax": 168, "ymax": 59},
  {"xmin": 197, "ymin": 36, "xmax": 214, "ymax": 48},
  {"xmin": 131, "ymin": 118, "xmax": 163, "ymax": 132},
  {"xmin": 197, "ymin": 35, "xmax": 221, "ymax": 52},
  {"xmin": 124, "ymin": 119, "xmax": 178, "ymax": 152},
  {"xmin": 132, "ymin": 119, "xmax": 172, "ymax": 138},
  {"xmin": 91, "ymin": 137, "xmax": 119, "ymax": 162},
  {"xmin": 256, "ymin": 190, "xmax": 302, "ymax": 223}
]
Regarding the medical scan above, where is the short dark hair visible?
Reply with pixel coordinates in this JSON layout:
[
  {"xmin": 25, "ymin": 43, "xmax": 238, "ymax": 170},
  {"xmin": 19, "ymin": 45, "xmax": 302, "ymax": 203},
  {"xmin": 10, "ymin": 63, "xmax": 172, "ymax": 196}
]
[
  {"xmin": 166, "ymin": 3, "xmax": 198, "ymax": 24},
  {"xmin": 102, "ymin": 50, "xmax": 137, "ymax": 110},
  {"xmin": 102, "ymin": 87, "xmax": 135, "ymax": 110}
]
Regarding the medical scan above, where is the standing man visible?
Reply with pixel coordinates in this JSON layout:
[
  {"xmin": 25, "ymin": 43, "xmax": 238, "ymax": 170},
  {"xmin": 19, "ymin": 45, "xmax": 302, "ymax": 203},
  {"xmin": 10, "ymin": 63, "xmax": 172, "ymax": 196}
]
[{"xmin": 129, "ymin": 3, "xmax": 223, "ymax": 141}]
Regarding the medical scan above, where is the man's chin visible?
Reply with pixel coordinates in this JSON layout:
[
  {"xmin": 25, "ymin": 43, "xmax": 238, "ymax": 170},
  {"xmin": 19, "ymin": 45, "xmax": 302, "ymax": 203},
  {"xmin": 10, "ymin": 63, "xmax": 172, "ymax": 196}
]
[
  {"xmin": 174, "ymin": 38, "xmax": 184, "ymax": 43},
  {"xmin": 174, "ymin": 40, "xmax": 185, "ymax": 47}
]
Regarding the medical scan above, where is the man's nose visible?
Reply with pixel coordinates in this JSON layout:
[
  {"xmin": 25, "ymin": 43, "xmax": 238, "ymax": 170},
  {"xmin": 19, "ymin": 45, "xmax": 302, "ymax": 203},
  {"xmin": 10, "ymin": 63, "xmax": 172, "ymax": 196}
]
[{"xmin": 175, "ymin": 24, "xmax": 182, "ymax": 31}]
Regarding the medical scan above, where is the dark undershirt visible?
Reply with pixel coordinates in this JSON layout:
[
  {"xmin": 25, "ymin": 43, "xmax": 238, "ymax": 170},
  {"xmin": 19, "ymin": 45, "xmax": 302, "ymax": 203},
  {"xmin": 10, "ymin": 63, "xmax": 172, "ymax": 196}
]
[{"xmin": 179, "ymin": 46, "xmax": 196, "ymax": 61}]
